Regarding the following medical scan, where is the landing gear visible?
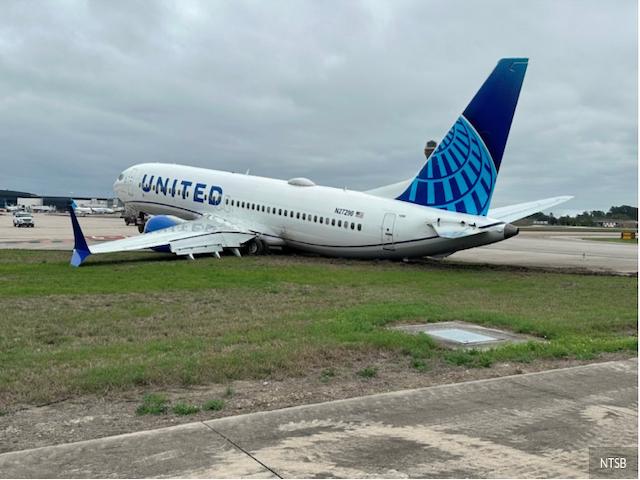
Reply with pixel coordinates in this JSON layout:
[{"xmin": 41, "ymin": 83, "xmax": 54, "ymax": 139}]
[
  {"xmin": 246, "ymin": 239, "xmax": 264, "ymax": 256},
  {"xmin": 137, "ymin": 212, "xmax": 147, "ymax": 234},
  {"xmin": 246, "ymin": 238, "xmax": 270, "ymax": 256}
]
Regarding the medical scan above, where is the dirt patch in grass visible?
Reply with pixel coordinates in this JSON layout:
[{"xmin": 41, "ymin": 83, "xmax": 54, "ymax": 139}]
[{"xmin": 0, "ymin": 352, "xmax": 632, "ymax": 454}]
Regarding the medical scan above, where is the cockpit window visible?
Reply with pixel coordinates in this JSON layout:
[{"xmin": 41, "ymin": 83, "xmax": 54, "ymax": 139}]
[{"xmin": 118, "ymin": 174, "xmax": 124, "ymax": 181}]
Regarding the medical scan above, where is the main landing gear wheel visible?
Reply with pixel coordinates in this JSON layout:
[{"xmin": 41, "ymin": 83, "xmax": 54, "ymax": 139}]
[
  {"xmin": 246, "ymin": 239, "xmax": 264, "ymax": 256},
  {"xmin": 137, "ymin": 212, "xmax": 147, "ymax": 234}
]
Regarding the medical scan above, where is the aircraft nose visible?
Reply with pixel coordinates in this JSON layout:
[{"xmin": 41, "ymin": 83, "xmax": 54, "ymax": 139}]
[{"xmin": 504, "ymin": 223, "xmax": 519, "ymax": 239}]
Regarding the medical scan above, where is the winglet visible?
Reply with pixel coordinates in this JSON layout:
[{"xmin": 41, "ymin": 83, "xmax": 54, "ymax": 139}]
[{"xmin": 69, "ymin": 205, "xmax": 91, "ymax": 267}]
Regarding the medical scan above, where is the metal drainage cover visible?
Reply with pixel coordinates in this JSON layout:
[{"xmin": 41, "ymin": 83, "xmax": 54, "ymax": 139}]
[
  {"xmin": 393, "ymin": 321, "xmax": 538, "ymax": 350},
  {"xmin": 428, "ymin": 329, "xmax": 497, "ymax": 344}
]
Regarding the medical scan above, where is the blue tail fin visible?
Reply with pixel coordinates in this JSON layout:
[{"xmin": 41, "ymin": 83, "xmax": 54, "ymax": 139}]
[
  {"xmin": 396, "ymin": 58, "xmax": 528, "ymax": 215},
  {"xmin": 69, "ymin": 205, "xmax": 91, "ymax": 267}
]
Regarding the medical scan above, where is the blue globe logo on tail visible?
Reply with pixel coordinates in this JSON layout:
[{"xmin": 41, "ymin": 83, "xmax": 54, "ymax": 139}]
[
  {"xmin": 396, "ymin": 116, "xmax": 496, "ymax": 215},
  {"xmin": 396, "ymin": 58, "xmax": 528, "ymax": 216}
]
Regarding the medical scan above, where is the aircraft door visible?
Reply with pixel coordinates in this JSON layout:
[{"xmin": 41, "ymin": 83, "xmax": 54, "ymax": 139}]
[
  {"xmin": 223, "ymin": 195, "xmax": 231, "ymax": 213},
  {"xmin": 382, "ymin": 213, "xmax": 396, "ymax": 251},
  {"xmin": 127, "ymin": 168, "xmax": 138, "ymax": 197}
]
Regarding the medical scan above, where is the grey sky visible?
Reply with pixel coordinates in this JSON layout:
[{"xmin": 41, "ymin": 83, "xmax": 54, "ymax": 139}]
[{"xmin": 0, "ymin": 0, "xmax": 637, "ymax": 214}]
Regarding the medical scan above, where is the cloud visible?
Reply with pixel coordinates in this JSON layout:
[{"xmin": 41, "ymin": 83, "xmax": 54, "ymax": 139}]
[{"xmin": 0, "ymin": 0, "xmax": 636, "ymax": 211}]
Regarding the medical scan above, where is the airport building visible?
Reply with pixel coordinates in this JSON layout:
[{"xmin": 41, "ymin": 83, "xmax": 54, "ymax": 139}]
[{"xmin": 0, "ymin": 189, "xmax": 119, "ymax": 212}]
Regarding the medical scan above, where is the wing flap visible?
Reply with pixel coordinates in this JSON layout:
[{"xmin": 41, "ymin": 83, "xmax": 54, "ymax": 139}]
[{"xmin": 169, "ymin": 232, "xmax": 256, "ymax": 256}]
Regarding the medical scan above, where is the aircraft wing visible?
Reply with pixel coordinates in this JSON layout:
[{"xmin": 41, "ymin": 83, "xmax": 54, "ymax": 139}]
[
  {"xmin": 487, "ymin": 196, "xmax": 573, "ymax": 224},
  {"xmin": 70, "ymin": 209, "xmax": 257, "ymax": 266}
]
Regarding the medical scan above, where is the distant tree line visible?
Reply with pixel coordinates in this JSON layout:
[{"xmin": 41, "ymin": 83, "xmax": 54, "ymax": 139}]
[{"xmin": 521, "ymin": 205, "xmax": 638, "ymax": 226}]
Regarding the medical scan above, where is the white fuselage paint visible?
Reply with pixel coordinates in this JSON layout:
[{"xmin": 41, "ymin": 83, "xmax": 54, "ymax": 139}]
[{"xmin": 113, "ymin": 163, "xmax": 510, "ymax": 260}]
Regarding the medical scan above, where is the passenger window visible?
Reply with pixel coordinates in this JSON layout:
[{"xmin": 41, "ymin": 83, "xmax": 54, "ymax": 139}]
[
  {"xmin": 290, "ymin": 211, "xmax": 294, "ymax": 217},
  {"xmin": 226, "ymin": 198, "xmax": 229, "ymax": 205},
  {"xmin": 279, "ymin": 209, "xmax": 282, "ymax": 215},
  {"xmin": 204, "ymin": 195, "xmax": 208, "ymax": 201},
  {"xmin": 338, "ymin": 220, "xmax": 342, "ymax": 227},
  {"xmin": 326, "ymin": 218, "xmax": 330, "ymax": 225},
  {"xmin": 357, "ymin": 224, "xmax": 362, "ymax": 231},
  {"xmin": 252, "ymin": 204, "xmax": 255, "ymax": 210},
  {"xmin": 344, "ymin": 222, "xmax": 348, "ymax": 229},
  {"xmin": 331, "ymin": 219, "xmax": 335, "ymax": 226},
  {"xmin": 314, "ymin": 215, "xmax": 317, "ymax": 222},
  {"xmin": 242, "ymin": 202, "xmax": 245, "ymax": 208},
  {"xmin": 231, "ymin": 200, "xmax": 235, "ymax": 206},
  {"xmin": 296, "ymin": 212, "xmax": 300, "ymax": 219},
  {"xmin": 284, "ymin": 210, "xmax": 288, "ymax": 216},
  {"xmin": 350, "ymin": 222, "xmax": 355, "ymax": 230},
  {"xmin": 302, "ymin": 213, "xmax": 306, "ymax": 220},
  {"xmin": 262, "ymin": 206, "xmax": 265, "ymax": 212},
  {"xmin": 319, "ymin": 216, "xmax": 323, "ymax": 223}
]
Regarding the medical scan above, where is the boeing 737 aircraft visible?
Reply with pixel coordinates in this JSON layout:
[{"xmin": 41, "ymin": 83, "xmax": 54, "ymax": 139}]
[
  {"xmin": 70, "ymin": 199, "xmax": 114, "ymax": 215},
  {"xmin": 70, "ymin": 58, "xmax": 572, "ymax": 267},
  {"xmin": 4, "ymin": 200, "xmax": 19, "ymax": 213}
]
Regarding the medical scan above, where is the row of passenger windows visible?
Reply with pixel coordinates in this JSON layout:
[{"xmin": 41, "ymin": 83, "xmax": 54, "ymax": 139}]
[
  {"xmin": 229, "ymin": 199, "xmax": 363, "ymax": 231},
  {"xmin": 140, "ymin": 183, "xmax": 363, "ymax": 231}
]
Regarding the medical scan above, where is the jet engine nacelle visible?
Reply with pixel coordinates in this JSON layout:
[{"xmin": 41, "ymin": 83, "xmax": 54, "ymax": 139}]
[
  {"xmin": 143, "ymin": 215, "xmax": 186, "ymax": 253},
  {"xmin": 143, "ymin": 215, "xmax": 185, "ymax": 234}
]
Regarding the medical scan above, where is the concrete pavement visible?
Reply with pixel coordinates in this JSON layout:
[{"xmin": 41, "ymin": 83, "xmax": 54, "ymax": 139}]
[{"xmin": 0, "ymin": 359, "xmax": 637, "ymax": 478}]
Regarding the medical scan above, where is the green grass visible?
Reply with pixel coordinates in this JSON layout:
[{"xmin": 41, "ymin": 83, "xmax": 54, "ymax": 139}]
[
  {"xmin": 172, "ymin": 401, "xmax": 200, "ymax": 415},
  {"xmin": 0, "ymin": 251, "xmax": 636, "ymax": 406},
  {"xmin": 356, "ymin": 366, "xmax": 379, "ymax": 378},
  {"xmin": 582, "ymin": 237, "xmax": 638, "ymax": 244},
  {"xmin": 202, "ymin": 399, "xmax": 226, "ymax": 411},
  {"xmin": 136, "ymin": 393, "xmax": 169, "ymax": 415}
]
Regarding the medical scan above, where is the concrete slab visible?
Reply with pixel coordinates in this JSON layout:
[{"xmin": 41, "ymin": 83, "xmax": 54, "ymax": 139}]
[
  {"xmin": 395, "ymin": 321, "xmax": 538, "ymax": 350},
  {"xmin": 0, "ymin": 359, "xmax": 636, "ymax": 478}
]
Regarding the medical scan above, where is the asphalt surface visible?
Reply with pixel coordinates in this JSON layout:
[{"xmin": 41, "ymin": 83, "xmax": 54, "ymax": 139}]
[
  {"xmin": 0, "ymin": 359, "xmax": 636, "ymax": 478},
  {"xmin": 0, "ymin": 213, "xmax": 637, "ymax": 273}
]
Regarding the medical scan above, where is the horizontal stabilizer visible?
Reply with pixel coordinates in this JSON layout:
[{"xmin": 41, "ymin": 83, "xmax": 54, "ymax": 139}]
[{"xmin": 488, "ymin": 196, "xmax": 573, "ymax": 224}]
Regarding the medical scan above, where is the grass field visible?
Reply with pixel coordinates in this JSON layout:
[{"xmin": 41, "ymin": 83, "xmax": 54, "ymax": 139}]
[
  {"xmin": 583, "ymin": 237, "xmax": 638, "ymax": 244},
  {"xmin": 0, "ymin": 250, "xmax": 637, "ymax": 407}
]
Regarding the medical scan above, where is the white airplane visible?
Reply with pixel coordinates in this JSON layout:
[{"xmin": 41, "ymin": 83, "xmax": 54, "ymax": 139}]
[
  {"xmin": 70, "ymin": 199, "xmax": 94, "ymax": 215},
  {"xmin": 4, "ymin": 200, "xmax": 19, "ymax": 213},
  {"xmin": 70, "ymin": 58, "xmax": 572, "ymax": 267},
  {"xmin": 91, "ymin": 206, "xmax": 115, "ymax": 214},
  {"xmin": 70, "ymin": 199, "xmax": 114, "ymax": 215}
]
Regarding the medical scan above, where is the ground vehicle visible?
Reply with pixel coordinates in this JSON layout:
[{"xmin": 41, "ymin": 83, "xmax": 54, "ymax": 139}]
[
  {"xmin": 123, "ymin": 214, "xmax": 147, "ymax": 226},
  {"xmin": 13, "ymin": 212, "xmax": 34, "ymax": 227}
]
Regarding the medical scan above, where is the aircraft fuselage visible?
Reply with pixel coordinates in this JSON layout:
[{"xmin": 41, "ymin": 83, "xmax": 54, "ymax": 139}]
[{"xmin": 113, "ymin": 163, "xmax": 513, "ymax": 260}]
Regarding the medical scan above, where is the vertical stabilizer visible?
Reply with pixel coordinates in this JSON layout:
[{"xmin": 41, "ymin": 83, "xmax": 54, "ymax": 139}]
[{"xmin": 396, "ymin": 58, "xmax": 528, "ymax": 215}]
